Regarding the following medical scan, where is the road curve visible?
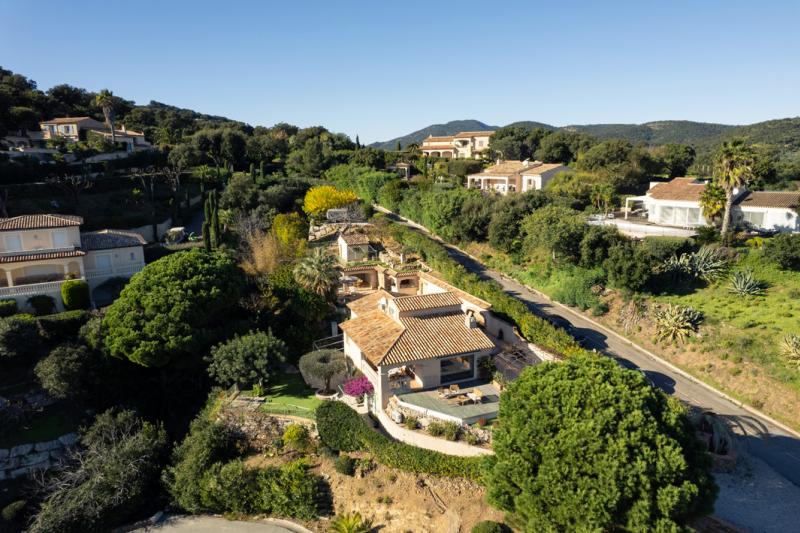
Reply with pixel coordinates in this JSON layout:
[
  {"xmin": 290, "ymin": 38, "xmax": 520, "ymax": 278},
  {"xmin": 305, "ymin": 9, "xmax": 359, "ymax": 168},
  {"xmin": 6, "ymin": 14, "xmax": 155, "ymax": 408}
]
[{"xmin": 376, "ymin": 206, "xmax": 800, "ymax": 488}]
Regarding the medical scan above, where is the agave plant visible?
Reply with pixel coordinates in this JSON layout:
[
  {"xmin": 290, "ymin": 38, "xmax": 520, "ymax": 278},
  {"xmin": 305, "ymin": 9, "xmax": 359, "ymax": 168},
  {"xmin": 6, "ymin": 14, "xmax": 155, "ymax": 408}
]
[
  {"xmin": 653, "ymin": 304, "xmax": 703, "ymax": 343},
  {"xmin": 329, "ymin": 511, "xmax": 373, "ymax": 533},
  {"xmin": 689, "ymin": 246, "xmax": 729, "ymax": 282},
  {"xmin": 728, "ymin": 269, "xmax": 765, "ymax": 296},
  {"xmin": 780, "ymin": 334, "xmax": 800, "ymax": 367},
  {"xmin": 660, "ymin": 246, "xmax": 728, "ymax": 283}
]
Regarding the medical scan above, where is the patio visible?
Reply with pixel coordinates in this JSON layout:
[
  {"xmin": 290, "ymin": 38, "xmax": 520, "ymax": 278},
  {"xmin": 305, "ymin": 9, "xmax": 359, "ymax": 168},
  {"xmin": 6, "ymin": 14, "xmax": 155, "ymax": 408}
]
[{"xmin": 394, "ymin": 381, "xmax": 500, "ymax": 425}]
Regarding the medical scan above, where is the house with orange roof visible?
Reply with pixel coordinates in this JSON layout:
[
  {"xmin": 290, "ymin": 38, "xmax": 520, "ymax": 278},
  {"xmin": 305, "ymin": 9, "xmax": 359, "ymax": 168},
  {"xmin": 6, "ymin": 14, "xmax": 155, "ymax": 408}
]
[
  {"xmin": 421, "ymin": 131, "xmax": 495, "ymax": 159},
  {"xmin": 466, "ymin": 159, "xmax": 569, "ymax": 194}
]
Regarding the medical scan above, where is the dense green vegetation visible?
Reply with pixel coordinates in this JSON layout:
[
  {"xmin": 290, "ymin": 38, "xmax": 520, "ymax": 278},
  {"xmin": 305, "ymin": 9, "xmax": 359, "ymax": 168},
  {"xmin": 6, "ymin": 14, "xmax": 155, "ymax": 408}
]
[{"xmin": 487, "ymin": 356, "xmax": 716, "ymax": 532}]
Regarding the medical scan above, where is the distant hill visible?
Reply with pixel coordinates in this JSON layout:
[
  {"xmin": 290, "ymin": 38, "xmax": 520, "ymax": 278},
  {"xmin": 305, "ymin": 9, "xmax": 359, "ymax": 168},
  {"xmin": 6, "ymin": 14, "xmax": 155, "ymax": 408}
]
[
  {"xmin": 370, "ymin": 119, "xmax": 498, "ymax": 150},
  {"xmin": 373, "ymin": 119, "xmax": 744, "ymax": 151}
]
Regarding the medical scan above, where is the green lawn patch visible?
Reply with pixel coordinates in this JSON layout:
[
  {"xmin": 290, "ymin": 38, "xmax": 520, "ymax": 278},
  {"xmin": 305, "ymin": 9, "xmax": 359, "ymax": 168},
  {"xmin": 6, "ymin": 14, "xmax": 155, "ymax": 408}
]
[{"xmin": 256, "ymin": 372, "xmax": 322, "ymax": 419}]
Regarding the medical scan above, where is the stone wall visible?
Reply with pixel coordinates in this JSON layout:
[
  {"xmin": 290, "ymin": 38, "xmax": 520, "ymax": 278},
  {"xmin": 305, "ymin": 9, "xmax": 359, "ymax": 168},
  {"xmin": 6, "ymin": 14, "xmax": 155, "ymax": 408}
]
[{"xmin": 0, "ymin": 432, "xmax": 77, "ymax": 481}]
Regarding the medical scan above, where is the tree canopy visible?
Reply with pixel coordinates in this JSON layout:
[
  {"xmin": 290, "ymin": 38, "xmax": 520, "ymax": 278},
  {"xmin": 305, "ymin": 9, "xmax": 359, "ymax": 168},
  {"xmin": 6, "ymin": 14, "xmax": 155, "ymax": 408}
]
[
  {"xmin": 487, "ymin": 356, "xmax": 716, "ymax": 532},
  {"xmin": 102, "ymin": 250, "xmax": 244, "ymax": 367},
  {"xmin": 206, "ymin": 330, "xmax": 287, "ymax": 388}
]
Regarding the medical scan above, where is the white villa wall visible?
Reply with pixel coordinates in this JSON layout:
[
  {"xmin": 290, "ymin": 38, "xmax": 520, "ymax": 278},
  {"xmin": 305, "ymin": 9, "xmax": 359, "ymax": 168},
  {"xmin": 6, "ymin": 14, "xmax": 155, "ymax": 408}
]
[
  {"xmin": 84, "ymin": 246, "xmax": 145, "ymax": 288},
  {"xmin": 737, "ymin": 206, "xmax": 799, "ymax": 233},
  {"xmin": 0, "ymin": 226, "xmax": 80, "ymax": 253},
  {"xmin": 644, "ymin": 198, "xmax": 708, "ymax": 227}
]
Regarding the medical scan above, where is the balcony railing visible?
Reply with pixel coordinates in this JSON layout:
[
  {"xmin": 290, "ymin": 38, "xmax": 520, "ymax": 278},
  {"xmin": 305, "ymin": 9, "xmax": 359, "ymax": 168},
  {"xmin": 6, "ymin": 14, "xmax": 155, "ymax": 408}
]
[
  {"xmin": 0, "ymin": 246, "xmax": 77, "ymax": 258},
  {"xmin": 0, "ymin": 278, "xmax": 82, "ymax": 298}
]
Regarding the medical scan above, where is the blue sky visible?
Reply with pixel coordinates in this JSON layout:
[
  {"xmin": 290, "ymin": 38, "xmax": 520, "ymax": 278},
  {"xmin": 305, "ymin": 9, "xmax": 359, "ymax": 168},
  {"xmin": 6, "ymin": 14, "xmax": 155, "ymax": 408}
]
[{"xmin": 2, "ymin": 0, "xmax": 799, "ymax": 142}]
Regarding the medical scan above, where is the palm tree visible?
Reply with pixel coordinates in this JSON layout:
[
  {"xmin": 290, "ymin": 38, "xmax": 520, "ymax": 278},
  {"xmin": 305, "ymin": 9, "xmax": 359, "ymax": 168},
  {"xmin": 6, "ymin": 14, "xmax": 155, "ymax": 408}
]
[
  {"xmin": 714, "ymin": 138, "xmax": 754, "ymax": 236},
  {"xmin": 293, "ymin": 247, "xmax": 341, "ymax": 299},
  {"xmin": 698, "ymin": 180, "xmax": 726, "ymax": 225},
  {"xmin": 94, "ymin": 89, "xmax": 116, "ymax": 144}
]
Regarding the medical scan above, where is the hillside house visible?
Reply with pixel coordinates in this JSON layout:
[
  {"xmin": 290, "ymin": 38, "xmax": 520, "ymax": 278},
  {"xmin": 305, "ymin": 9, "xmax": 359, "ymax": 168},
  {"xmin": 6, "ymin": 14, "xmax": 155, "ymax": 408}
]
[
  {"xmin": 39, "ymin": 117, "xmax": 151, "ymax": 152},
  {"xmin": 466, "ymin": 159, "xmax": 568, "ymax": 194},
  {"xmin": 421, "ymin": 131, "xmax": 494, "ymax": 159},
  {"xmin": 0, "ymin": 215, "xmax": 146, "ymax": 311},
  {"xmin": 621, "ymin": 178, "xmax": 800, "ymax": 233}
]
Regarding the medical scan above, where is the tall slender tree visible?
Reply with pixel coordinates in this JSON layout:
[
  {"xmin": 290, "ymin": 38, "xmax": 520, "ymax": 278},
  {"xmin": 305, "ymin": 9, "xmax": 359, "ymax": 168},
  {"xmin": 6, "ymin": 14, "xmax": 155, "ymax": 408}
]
[
  {"xmin": 94, "ymin": 89, "xmax": 116, "ymax": 144},
  {"xmin": 714, "ymin": 138, "xmax": 755, "ymax": 236}
]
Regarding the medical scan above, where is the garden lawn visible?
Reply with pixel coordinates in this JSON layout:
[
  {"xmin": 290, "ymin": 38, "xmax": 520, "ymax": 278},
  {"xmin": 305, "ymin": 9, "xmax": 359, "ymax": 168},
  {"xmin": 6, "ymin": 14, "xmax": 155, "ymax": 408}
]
[{"xmin": 258, "ymin": 372, "xmax": 322, "ymax": 419}]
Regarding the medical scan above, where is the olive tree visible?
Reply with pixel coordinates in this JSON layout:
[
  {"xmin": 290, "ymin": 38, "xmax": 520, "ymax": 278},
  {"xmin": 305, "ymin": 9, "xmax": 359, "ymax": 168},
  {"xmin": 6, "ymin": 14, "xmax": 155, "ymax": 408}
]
[{"xmin": 298, "ymin": 349, "xmax": 346, "ymax": 394}]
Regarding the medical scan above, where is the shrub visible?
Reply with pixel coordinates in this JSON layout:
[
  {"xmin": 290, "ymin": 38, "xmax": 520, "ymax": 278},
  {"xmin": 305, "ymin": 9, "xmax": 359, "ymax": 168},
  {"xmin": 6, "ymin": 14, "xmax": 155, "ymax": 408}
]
[
  {"xmin": 255, "ymin": 460, "xmax": 319, "ymax": 519},
  {"xmin": 329, "ymin": 511, "xmax": 373, "ymax": 533},
  {"xmin": 764, "ymin": 233, "xmax": 800, "ymax": 270},
  {"xmin": 0, "ymin": 298, "xmax": 17, "ymax": 317},
  {"xmin": 27, "ymin": 410, "xmax": 168, "ymax": 533},
  {"xmin": 36, "ymin": 310, "xmax": 90, "ymax": 341},
  {"xmin": 27, "ymin": 294, "xmax": 56, "ymax": 315},
  {"xmin": 334, "ymin": 454, "xmax": 356, "ymax": 476},
  {"xmin": 299, "ymin": 349, "xmax": 347, "ymax": 393},
  {"xmin": 0, "ymin": 314, "xmax": 40, "ymax": 359},
  {"xmin": 163, "ymin": 398, "xmax": 234, "ymax": 513},
  {"xmin": 35, "ymin": 343, "xmax": 94, "ymax": 399},
  {"xmin": 316, "ymin": 401, "xmax": 482, "ymax": 480},
  {"xmin": 342, "ymin": 376, "xmax": 374, "ymax": 397},
  {"xmin": 427, "ymin": 421, "xmax": 446, "ymax": 437},
  {"xmin": 283, "ymin": 423, "xmax": 311, "ymax": 452},
  {"xmin": 728, "ymin": 269, "xmax": 765, "ymax": 296},
  {"xmin": 551, "ymin": 268, "xmax": 603, "ymax": 310},
  {"xmin": 653, "ymin": 304, "xmax": 703, "ymax": 343},
  {"xmin": 641, "ymin": 236, "xmax": 694, "ymax": 262},
  {"xmin": 472, "ymin": 521, "xmax": 508, "ymax": 533},
  {"xmin": 206, "ymin": 330, "xmax": 287, "ymax": 388},
  {"xmin": 441, "ymin": 421, "xmax": 461, "ymax": 441},
  {"xmin": 61, "ymin": 279, "xmax": 90, "ymax": 310},
  {"xmin": 199, "ymin": 460, "xmax": 259, "ymax": 514},
  {"xmin": 1, "ymin": 500, "xmax": 26, "ymax": 522},
  {"xmin": 403, "ymin": 416, "xmax": 419, "ymax": 430}
]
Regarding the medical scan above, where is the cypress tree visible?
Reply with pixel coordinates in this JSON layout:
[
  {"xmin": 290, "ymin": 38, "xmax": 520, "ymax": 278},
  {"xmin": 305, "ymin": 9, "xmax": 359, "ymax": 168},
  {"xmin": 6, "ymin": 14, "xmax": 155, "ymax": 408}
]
[
  {"xmin": 202, "ymin": 221, "xmax": 211, "ymax": 251},
  {"xmin": 356, "ymin": 135, "xmax": 361, "ymax": 149},
  {"xmin": 249, "ymin": 162, "xmax": 256, "ymax": 182},
  {"xmin": 210, "ymin": 190, "xmax": 221, "ymax": 249},
  {"xmin": 259, "ymin": 160, "xmax": 265, "ymax": 180},
  {"xmin": 396, "ymin": 141, "xmax": 402, "ymax": 152}
]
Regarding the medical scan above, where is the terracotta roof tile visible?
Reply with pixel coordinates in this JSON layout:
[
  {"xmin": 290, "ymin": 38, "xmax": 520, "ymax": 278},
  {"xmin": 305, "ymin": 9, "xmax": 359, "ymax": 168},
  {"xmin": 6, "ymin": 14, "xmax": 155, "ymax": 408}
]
[
  {"xmin": 393, "ymin": 292, "xmax": 461, "ymax": 312},
  {"xmin": 81, "ymin": 229, "xmax": 146, "ymax": 250},
  {"xmin": 471, "ymin": 160, "xmax": 566, "ymax": 177},
  {"xmin": 346, "ymin": 289, "xmax": 393, "ymax": 316},
  {"xmin": 647, "ymin": 178, "xmax": 707, "ymax": 201},
  {"xmin": 340, "ymin": 309, "xmax": 405, "ymax": 367},
  {"xmin": 0, "ymin": 214, "xmax": 83, "ymax": 231},
  {"xmin": 339, "ymin": 233, "xmax": 369, "ymax": 245},
  {"xmin": 419, "ymin": 272, "xmax": 491, "ymax": 309},
  {"xmin": 735, "ymin": 191, "xmax": 800, "ymax": 209},
  {"xmin": 40, "ymin": 117, "xmax": 96, "ymax": 125},
  {"xmin": 0, "ymin": 249, "xmax": 85, "ymax": 264},
  {"xmin": 453, "ymin": 131, "xmax": 495, "ymax": 138}
]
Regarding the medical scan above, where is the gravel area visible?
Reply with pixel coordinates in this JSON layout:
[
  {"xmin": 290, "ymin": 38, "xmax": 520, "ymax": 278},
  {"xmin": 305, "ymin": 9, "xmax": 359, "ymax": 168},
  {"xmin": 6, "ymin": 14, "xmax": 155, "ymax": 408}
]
[{"xmin": 714, "ymin": 452, "xmax": 800, "ymax": 533}]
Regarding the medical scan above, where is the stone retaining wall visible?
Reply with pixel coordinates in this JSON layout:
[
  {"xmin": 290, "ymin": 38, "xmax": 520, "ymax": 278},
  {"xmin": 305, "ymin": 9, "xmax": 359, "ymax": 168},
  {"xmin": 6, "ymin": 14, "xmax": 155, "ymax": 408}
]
[{"xmin": 0, "ymin": 432, "xmax": 78, "ymax": 480}]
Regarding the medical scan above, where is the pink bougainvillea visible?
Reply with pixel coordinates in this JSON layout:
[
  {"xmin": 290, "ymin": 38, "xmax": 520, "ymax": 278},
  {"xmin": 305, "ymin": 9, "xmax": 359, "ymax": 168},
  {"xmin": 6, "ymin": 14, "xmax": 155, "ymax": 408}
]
[{"xmin": 343, "ymin": 376, "xmax": 374, "ymax": 397}]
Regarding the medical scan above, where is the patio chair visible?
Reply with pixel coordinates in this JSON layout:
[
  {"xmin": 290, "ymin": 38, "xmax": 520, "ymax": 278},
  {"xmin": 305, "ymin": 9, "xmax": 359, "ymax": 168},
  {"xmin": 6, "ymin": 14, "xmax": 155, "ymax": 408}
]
[
  {"xmin": 449, "ymin": 384, "xmax": 460, "ymax": 394},
  {"xmin": 437, "ymin": 387, "xmax": 446, "ymax": 397},
  {"xmin": 471, "ymin": 389, "xmax": 484, "ymax": 404}
]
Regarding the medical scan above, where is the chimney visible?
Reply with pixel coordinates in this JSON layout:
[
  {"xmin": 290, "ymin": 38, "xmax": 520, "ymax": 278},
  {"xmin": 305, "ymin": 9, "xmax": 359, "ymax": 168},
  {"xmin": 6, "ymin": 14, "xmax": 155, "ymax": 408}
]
[
  {"xmin": 496, "ymin": 158, "xmax": 501, "ymax": 165},
  {"xmin": 522, "ymin": 158, "xmax": 530, "ymax": 167},
  {"xmin": 464, "ymin": 311, "xmax": 477, "ymax": 329}
]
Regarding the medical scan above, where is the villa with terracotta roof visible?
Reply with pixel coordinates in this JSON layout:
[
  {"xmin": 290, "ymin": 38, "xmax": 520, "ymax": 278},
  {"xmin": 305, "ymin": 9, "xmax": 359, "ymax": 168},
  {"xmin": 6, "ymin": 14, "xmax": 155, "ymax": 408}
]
[
  {"xmin": 421, "ymin": 131, "xmax": 494, "ymax": 159},
  {"xmin": 618, "ymin": 178, "xmax": 800, "ymax": 234},
  {"xmin": 39, "ymin": 116, "xmax": 151, "ymax": 153},
  {"xmin": 466, "ymin": 159, "xmax": 569, "ymax": 195},
  {"xmin": 339, "ymin": 267, "xmax": 502, "ymax": 413},
  {"xmin": 0, "ymin": 214, "xmax": 146, "ymax": 311}
]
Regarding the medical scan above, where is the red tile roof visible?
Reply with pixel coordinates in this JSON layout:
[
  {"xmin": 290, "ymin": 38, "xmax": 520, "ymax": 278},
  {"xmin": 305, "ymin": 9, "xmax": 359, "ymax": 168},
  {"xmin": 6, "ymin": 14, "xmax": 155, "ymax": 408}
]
[
  {"xmin": 0, "ymin": 249, "xmax": 85, "ymax": 264},
  {"xmin": 393, "ymin": 292, "xmax": 462, "ymax": 312},
  {"xmin": 0, "ymin": 214, "xmax": 83, "ymax": 231},
  {"xmin": 647, "ymin": 178, "xmax": 707, "ymax": 201},
  {"xmin": 735, "ymin": 191, "xmax": 800, "ymax": 209}
]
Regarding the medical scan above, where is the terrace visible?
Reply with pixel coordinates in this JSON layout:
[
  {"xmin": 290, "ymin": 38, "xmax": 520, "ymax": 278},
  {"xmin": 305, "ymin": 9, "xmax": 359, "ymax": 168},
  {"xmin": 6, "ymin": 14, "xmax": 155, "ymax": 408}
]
[{"xmin": 394, "ymin": 381, "xmax": 500, "ymax": 425}]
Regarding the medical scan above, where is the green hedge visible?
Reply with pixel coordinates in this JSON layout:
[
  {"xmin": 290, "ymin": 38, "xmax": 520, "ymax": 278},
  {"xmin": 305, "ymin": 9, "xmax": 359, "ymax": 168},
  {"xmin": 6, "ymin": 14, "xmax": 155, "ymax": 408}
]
[
  {"xmin": 0, "ymin": 314, "xmax": 40, "ymax": 359},
  {"xmin": 61, "ymin": 280, "xmax": 90, "ymax": 310},
  {"xmin": 0, "ymin": 299, "xmax": 17, "ymax": 318},
  {"xmin": 27, "ymin": 295, "xmax": 56, "ymax": 316},
  {"xmin": 36, "ymin": 310, "xmax": 90, "ymax": 342},
  {"xmin": 382, "ymin": 219, "xmax": 587, "ymax": 359},
  {"xmin": 315, "ymin": 401, "xmax": 484, "ymax": 481}
]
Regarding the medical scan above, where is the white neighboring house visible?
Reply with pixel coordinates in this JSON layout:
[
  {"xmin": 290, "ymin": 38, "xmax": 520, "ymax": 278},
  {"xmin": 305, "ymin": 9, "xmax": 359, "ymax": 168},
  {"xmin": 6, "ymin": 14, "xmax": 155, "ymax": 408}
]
[
  {"xmin": 0, "ymin": 215, "xmax": 146, "ymax": 312},
  {"xmin": 39, "ymin": 117, "xmax": 151, "ymax": 153},
  {"xmin": 466, "ymin": 159, "xmax": 569, "ymax": 194},
  {"xmin": 421, "ymin": 131, "xmax": 495, "ymax": 159},
  {"xmin": 617, "ymin": 178, "xmax": 800, "ymax": 236}
]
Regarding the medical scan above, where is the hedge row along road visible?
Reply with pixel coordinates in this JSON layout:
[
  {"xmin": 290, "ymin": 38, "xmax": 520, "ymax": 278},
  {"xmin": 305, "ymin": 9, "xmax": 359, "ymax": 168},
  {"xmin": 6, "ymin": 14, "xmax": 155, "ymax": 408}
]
[{"xmin": 373, "ymin": 205, "xmax": 800, "ymax": 489}]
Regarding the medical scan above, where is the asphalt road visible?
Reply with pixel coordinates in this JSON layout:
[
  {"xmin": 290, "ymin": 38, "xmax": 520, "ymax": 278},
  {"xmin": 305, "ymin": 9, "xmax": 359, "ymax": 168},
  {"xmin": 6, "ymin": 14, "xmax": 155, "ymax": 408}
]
[{"xmin": 378, "ymin": 207, "xmax": 800, "ymax": 489}]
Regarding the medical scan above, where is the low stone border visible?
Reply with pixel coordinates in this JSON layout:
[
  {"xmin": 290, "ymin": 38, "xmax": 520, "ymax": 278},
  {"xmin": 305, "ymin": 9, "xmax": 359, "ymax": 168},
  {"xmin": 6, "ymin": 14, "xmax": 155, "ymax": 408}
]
[{"xmin": 0, "ymin": 432, "xmax": 78, "ymax": 480}]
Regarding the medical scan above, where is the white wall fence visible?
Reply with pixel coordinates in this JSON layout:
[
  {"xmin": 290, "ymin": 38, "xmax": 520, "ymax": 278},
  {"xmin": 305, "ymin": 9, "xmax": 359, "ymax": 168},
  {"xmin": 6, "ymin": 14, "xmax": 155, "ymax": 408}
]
[
  {"xmin": 375, "ymin": 409, "xmax": 492, "ymax": 457},
  {"xmin": 0, "ymin": 279, "xmax": 72, "ymax": 312}
]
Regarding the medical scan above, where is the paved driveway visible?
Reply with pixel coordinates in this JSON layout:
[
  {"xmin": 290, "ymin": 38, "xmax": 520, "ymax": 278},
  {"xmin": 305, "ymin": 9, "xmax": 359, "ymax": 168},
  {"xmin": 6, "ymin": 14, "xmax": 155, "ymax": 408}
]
[{"xmin": 133, "ymin": 516, "xmax": 308, "ymax": 533}]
